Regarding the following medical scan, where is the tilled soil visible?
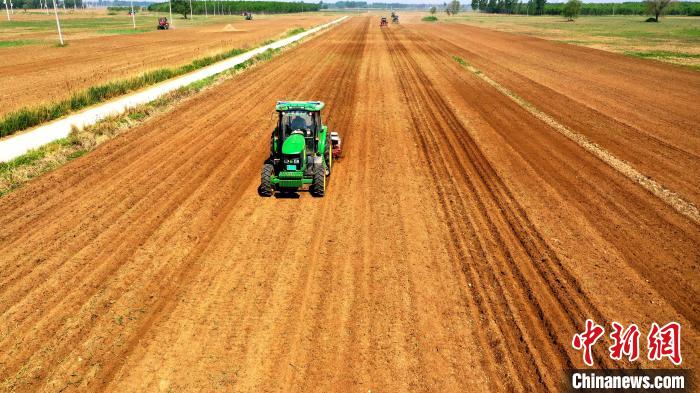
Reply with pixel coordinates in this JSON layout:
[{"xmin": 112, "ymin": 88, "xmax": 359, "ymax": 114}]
[
  {"xmin": 0, "ymin": 16, "xmax": 697, "ymax": 392},
  {"xmin": 0, "ymin": 14, "xmax": 334, "ymax": 117}
]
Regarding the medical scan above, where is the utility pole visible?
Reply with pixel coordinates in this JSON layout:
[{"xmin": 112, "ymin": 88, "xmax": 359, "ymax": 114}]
[
  {"xmin": 129, "ymin": 0, "xmax": 135, "ymax": 28},
  {"xmin": 204, "ymin": 0, "xmax": 207, "ymax": 17},
  {"xmin": 51, "ymin": 0, "xmax": 64, "ymax": 45},
  {"xmin": 188, "ymin": 0, "xmax": 193, "ymax": 19},
  {"xmin": 168, "ymin": 0, "xmax": 173, "ymax": 27},
  {"xmin": 3, "ymin": 0, "xmax": 10, "ymax": 20}
]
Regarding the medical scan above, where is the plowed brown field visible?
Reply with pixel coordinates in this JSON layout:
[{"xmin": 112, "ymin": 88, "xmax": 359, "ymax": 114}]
[
  {"xmin": 0, "ymin": 16, "xmax": 698, "ymax": 392},
  {"xmin": 0, "ymin": 14, "xmax": 334, "ymax": 117}
]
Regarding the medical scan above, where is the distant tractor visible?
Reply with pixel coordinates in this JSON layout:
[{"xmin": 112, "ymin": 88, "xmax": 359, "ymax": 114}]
[
  {"xmin": 243, "ymin": 11, "xmax": 253, "ymax": 20},
  {"xmin": 380, "ymin": 17, "xmax": 388, "ymax": 27},
  {"xmin": 258, "ymin": 101, "xmax": 340, "ymax": 197},
  {"xmin": 157, "ymin": 17, "xmax": 169, "ymax": 30}
]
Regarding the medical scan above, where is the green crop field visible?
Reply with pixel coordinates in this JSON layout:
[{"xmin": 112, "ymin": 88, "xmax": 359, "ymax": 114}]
[{"xmin": 446, "ymin": 14, "xmax": 700, "ymax": 69}]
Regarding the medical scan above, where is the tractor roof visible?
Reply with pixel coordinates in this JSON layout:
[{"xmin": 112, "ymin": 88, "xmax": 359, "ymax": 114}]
[{"xmin": 275, "ymin": 101, "xmax": 325, "ymax": 112}]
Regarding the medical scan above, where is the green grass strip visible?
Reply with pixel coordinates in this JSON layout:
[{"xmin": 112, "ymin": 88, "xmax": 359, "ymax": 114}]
[
  {"xmin": 625, "ymin": 50, "xmax": 700, "ymax": 59},
  {"xmin": 0, "ymin": 40, "xmax": 40, "ymax": 48},
  {"xmin": 284, "ymin": 27, "xmax": 306, "ymax": 37},
  {"xmin": 0, "ymin": 46, "xmax": 248, "ymax": 138}
]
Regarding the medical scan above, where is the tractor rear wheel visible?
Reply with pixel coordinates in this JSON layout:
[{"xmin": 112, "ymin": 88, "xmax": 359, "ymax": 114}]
[
  {"xmin": 324, "ymin": 141, "xmax": 332, "ymax": 177},
  {"xmin": 258, "ymin": 163, "xmax": 274, "ymax": 197},
  {"xmin": 310, "ymin": 165, "xmax": 325, "ymax": 197}
]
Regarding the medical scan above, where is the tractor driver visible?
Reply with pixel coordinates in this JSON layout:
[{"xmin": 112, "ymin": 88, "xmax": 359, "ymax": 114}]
[
  {"xmin": 290, "ymin": 115, "xmax": 308, "ymax": 134},
  {"xmin": 290, "ymin": 115, "xmax": 306, "ymax": 131}
]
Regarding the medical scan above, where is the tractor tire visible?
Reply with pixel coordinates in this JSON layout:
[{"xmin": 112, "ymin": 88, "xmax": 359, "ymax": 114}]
[
  {"xmin": 324, "ymin": 140, "xmax": 332, "ymax": 177},
  {"xmin": 258, "ymin": 163, "xmax": 274, "ymax": 197},
  {"xmin": 310, "ymin": 165, "xmax": 326, "ymax": 197}
]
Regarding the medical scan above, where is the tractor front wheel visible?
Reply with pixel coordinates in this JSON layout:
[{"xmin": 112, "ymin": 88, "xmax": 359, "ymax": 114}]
[
  {"xmin": 310, "ymin": 165, "xmax": 325, "ymax": 197},
  {"xmin": 258, "ymin": 163, "xmax": 274, "ymax": 197}
]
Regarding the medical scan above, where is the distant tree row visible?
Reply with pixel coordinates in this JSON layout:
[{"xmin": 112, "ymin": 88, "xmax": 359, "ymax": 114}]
[
  {"xmin": 12, "ymin": 0, "xmax": 84, "ymax": 9},
  {"xmin": 331, "ymin": 2, "xmax": 433, "ymax": 9},
  {"xmin": 470, "ymin": 1, "xmax": 700, "ymax": 16},
  {"xmin": 471, "ymin": 0, "xmax": 544, "ymax": 14},
  {"xmin": 148, "ymin": 0, "xmax": 320, "ymax": 17}
]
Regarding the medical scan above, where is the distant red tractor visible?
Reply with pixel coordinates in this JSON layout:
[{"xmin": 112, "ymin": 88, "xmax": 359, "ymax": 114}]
[
  {"xmin": 380, "ymin": 17, "xmax": 388, "ymax": 27},
  {"xmin": 157, "ymin": 17, "xmax": 170, "ymax": 30}
]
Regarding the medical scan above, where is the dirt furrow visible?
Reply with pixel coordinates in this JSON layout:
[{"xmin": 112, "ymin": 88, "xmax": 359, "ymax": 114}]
[{"xmin": 414, "ymin": 23, "xmax": 700, "ymax": 206}]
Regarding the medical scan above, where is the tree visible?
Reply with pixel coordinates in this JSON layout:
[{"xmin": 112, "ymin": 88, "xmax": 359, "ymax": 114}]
[
  {"xmin": 430, "ymin": 5, "xmax": 436, "ymax": 13},
  {"xmin": 562, "ymin": 0, "xmax": 581, "ymax": 20},
  {"xmin": 534, "ymin": 0, "xmax": 546, "ymax": 14},
  {"xmin": 504, "ymin": 0, "xmax": 517, "ymax": 13},
  {"xmin": 486, "ymin": 0, "xmax": 496, "ymax": 12},
  {"xmin": 644, "ymin": 0, "xmax": 674, "ymax": 21},
  {"xmin": 478, "ymin": 0, "xmax": 487, "ymax": 11},
  {"xmin": 449, "ymin": 0, "xmax": 461, "ymax": 14},
  {"xmin": 171, "ymin": 0, "xmax": 189, "ymax": 18},
  {"xmin": 471, "ymin": 0, "xmax": 478, "ymax": 11}
]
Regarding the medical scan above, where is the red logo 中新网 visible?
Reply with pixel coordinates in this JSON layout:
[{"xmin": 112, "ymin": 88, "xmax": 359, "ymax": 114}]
[{"xmin": 572, "ymin": 320, "xmax": 682, "ymax": 366}]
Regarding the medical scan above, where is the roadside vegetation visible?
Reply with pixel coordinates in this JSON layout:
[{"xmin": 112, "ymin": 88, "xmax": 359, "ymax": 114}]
[
  {"xmin": 0, "ymin": 39, "xmax": 39, "ymax": 48},
  {"xmin": 284, "ymin": 27, "xmax": 306, "ymax": 36},
  {"xmin": 422, "ymin": 15, "xmax": 439, "ymax": 22},
  {"xmin": 0, "ymin": 48, "xmax": 281, "ymax": 197}
]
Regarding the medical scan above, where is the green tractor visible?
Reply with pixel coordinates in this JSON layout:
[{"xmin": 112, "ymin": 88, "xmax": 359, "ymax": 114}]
[{"xmin": 258, "ymin": 101, "xmax": 337, "ymax": 197}]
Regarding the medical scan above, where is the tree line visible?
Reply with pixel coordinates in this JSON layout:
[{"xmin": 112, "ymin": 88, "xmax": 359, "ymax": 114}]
[
  {"xmin": 469, "ymin": 0, "xmax": 700, "ymax": 16},
  {"xmin": 11, "ymin": 0, "xmax": 83, "ymax": 9},
  {"xmin": 148, "ymin": 0, "xmax": 320, "ymax": 17}
]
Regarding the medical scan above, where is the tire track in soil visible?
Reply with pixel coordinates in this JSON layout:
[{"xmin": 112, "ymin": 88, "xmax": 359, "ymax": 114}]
[
  {"xmin": 399, "ymin": 26, "xmax": 700, "ymax": 329},
  {"xmin": 384, "ymin": 26, "xmax": 617, "ymax": 391},
  {"xmin": 0, "ymin": 33, "xmax": 341, "ymax": 364},
  {"xmin": 0, "ymin": 19, "xmax": 365, "ymax": 391},
  {"xmin": 96, "ymin": 18, "xmax": 372, "ymax": 391},
  {"xmin": 0, "ymin": 18, "xmax": 353, "ymax": 305},
  {"xmin": 413, "ymin": 23, "xmax": 700, "ymax": 206}
]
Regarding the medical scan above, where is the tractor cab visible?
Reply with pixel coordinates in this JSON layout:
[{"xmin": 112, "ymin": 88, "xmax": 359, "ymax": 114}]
[{"xmin": 277, "ymin": 109, "xmax": 320, "ymax": 153}]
